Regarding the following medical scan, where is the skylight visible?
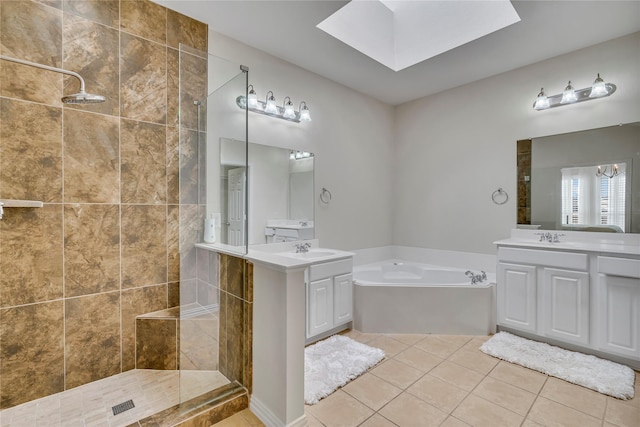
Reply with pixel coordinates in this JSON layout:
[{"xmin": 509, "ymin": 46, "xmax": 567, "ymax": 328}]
[{"xmin": 317, "ymin": 0, "xmax": 521, "ymax": 72}]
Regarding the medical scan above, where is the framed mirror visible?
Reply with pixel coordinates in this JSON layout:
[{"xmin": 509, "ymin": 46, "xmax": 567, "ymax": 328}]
[
  {"xmin": 517, "ymin": 122, "xmax": 640, "ymax": 233},
  {"xmin": 219, "ymin": 138, "xmax": 314, "ymax": 245}
]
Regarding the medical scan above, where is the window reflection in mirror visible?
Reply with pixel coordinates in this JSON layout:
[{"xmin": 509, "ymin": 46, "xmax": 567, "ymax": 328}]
[
  {"xmin": 518, "ymin": 123, "xmax": 639, "ymax": 233},
  {"xmin": 219, "ymin": 138, "xmax": 314, "ymax": 245}
]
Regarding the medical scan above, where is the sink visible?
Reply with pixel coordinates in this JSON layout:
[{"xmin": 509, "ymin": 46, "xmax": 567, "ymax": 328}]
[{"xmin": 277, "ymin": 249, "xmax": 339, "ymax": 260}]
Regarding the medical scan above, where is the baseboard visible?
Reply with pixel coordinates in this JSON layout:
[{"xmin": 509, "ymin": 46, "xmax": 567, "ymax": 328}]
[{"xmin": 250, "ymin": 396, "xmax": 308, "ymax": 427}]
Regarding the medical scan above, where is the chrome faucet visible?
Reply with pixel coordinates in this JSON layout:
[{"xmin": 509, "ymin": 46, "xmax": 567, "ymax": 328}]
[
  {"xmin": 295, "ymin": 242, "xmax": 312, "ymax": 253},
  {"xmin": 465, "ymin": 270, "xmax": 487, "ymax": 285}
]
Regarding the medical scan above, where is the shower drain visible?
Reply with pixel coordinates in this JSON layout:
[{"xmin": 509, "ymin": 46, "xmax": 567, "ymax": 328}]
[{"xmin": 112, "ymin": 399, "xmax": 135, "ymax": 416}]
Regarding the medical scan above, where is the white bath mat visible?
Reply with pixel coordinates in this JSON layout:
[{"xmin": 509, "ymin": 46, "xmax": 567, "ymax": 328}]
[
  {"xmin": 304, "ymin": 335, "xmax": 385, "ymax": 405},
  {"xmin": 480, "ymin": 332, "xmax": 635, "ymax": 400}
]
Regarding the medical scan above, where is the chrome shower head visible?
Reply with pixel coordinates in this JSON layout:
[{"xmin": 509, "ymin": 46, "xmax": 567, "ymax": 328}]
[
  {"xmin": 0, "ymin": 55, "xmax": 106, "ymax": 105},
  {"xmin": 61, "ymin": 90, "xmax": 106, "ymax": 104}
]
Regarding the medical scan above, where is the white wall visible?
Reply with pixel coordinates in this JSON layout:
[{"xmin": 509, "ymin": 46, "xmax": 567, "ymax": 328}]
[
  {"xmin": 393, "ymin": 32, "xmax": 640, "ymax": 254},
  {"xmin": 208, "ymin": 31, "xmax": 396, "ymax": 251}
]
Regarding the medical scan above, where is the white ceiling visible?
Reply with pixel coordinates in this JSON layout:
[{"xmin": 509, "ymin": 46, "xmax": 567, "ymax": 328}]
[{"xmin": 154, "ymin": 0, "xmax": 640, "ymax": 105}]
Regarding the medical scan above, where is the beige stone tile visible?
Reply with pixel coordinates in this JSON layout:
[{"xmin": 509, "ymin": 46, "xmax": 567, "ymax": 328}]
[
  {"xmin": 365, "ymin": 335, "xmax": 409, "ymax": 358},
  {"xmin": 429, "ymin": 360, "xmax": 484, "ymax": 392},
  {"xmin": 393, "ymin": 346, "xmax": 443, "ymax": 373},
  {"xmin": 453, "ymin": 394, "xmax": 523, "ymax": 427},
  {"xmin": 120, "ymin": 0, "xmax": 167, "ymax": 44},
  {"xmin": 341, "ymin": 329, "xmax": 379, "ymax": 344},
  {"xmin": 305, "ymin": 390, "xmax": 374, "ymax": 427},
  {"xmin": 213, "ymin": 411, "xmax": 253, "ymax": 427},
  {"xmin": 238, "ymin": 408, "xmax": 266, "ymax": 426},
  {"xmin": 447, "ymin": 348, "xmax": 499, "ymax": 375},
  {"xmin": 370, "ymin": 359, "xmax": 424, "ymax": 389},
  {"xmin": 489, "ymin": 361, "xmax": 547, "ymax": 394},
  {"xmin": 406, "ymin": 374, "xmax": 468, "ymax": 413},
  {"xmin": 540, "ymin": 377, "xmax": 607, "ymax": 419},
  {"xmin": 528, "ymin": 396, "xmax": 602, "ymax": 427},
  {"xmin": 461, "ymin": 335, "xmax": 492, "ymax": 351},
  {"xmin": 440, "ymin": 416, "xmax": 471, "ymax": 427},
  {"xmin": 378, "ymin": 392, "xmax": 447, "ymax": 427},
  {"xmin": 304, "ymin": 412, "xmax": 325, "ymax": 427},
  {"xmin": 521, "ymin": 419, "xmax": 544, "ymax": 427},
  {"xmin": 358, "ymin": 414, "xmax": 397, "ymax": 427},
  {"xmin": 385, "ymin": 333, "xmax": 427, "ymax": 345},
  {"xmin": 414, "ymin": 335, "xmax": 471, "ymax": 359},
  {"xmin": 472, "ymin": 376, "xmax": 536, "ymax": 416},
  {"xmin": 342, "ymin": 373, "xmax": 402, "ymax": 411},
  {"xmin": 605, "ymin": 397, "xmax": 640, "ymax": 427},
  {"xmin": 612, "ymin": 390, "xmax": 640, "ymax": 410}
]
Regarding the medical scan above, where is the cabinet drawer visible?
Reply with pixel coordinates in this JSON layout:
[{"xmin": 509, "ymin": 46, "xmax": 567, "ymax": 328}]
[
  {"xmin": 310, "ymin": 259, "xmax": 353, "ymax": 281},
  {"xmin": 598, "ymin": 256, "xmax": 640, "ymax": 278},
  {"xmin": 498, "ymin": 247, "xmax": 588, "ymax": 271}
]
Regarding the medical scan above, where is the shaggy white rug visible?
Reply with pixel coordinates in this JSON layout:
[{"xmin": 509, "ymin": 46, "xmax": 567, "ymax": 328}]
[
  {"xmin": 480, "ymin": 332, "xmax": 635, "ymax": 400},
  {"xmin": 304, "ymin": 335, "xmax": 385, "ymax": 405}
]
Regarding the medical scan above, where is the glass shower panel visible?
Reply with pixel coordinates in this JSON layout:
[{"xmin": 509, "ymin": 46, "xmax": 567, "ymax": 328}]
[{"xmin": 178, "ymin": 45, "xmax": 248, "ymax": 405}]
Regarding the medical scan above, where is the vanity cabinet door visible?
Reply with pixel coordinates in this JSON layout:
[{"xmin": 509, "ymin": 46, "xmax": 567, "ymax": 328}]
[
  {"xmin": 542, "ymin": 268, "xmax": 590, "ymax": 346},
  {"xmin": 497, "ymin": 263, "xmax": 537, "ymax": 333},
  {"xmin": 597, "ymin": 274, "xmax": 640, "ymax": 359},
  {"xmin": 307, "ymin": 278, "xmax": 334, "ymax": 338},
  {"xmin": 334, "ymin": 273, "xmax": 353, "ymax": 326}
]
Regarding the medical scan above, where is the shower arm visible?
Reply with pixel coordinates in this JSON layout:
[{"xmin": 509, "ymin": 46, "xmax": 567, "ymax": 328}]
[{"xmin": 0, "ymin": 54, "xmax": 87, "ymax": 93}]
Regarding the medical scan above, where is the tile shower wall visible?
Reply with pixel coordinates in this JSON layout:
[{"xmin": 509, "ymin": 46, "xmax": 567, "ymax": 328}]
[
  {"xmin": 517, "ymin": 139, "xmax": 532, "ymax": 224},
  {"xmin": 0, "ymin": 0, "xmax": 207, "ymax": 408}
]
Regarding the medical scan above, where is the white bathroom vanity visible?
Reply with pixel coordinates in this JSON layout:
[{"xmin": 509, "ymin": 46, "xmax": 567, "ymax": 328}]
[{"xmin": 495, "ymin": 229, "xmax": 640, "ymax": 369}]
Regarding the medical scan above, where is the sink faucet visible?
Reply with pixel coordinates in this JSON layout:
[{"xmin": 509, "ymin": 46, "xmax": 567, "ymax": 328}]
[
  {"xmin": 535, "ymin": 232, "xmax": 564, "ymax": 243},
  {"xmin": 465, "ymin": 270, "xmax": 487, "ymax": 285},
  {"xmin": 295, "ymin": 242, "xmax": 312, "ymax": 253}
]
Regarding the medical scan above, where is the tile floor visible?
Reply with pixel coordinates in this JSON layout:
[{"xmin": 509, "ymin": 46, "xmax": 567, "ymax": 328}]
[
  {"xmin": 0, "ymin": 370, "xmax": 229, "ymax": 427},
  {"xmin": 216, "ymin": 330, "xmax": 640, "ymax": 427}
]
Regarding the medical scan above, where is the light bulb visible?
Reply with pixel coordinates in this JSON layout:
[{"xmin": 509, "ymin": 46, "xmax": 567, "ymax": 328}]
[
  {"xmin": 299, "ymin": 102, "xmax": 311, "ymax": 121},
  {"xmin": 247, "ymin": 85, "xmax": 258, "ymax": 109},
  {"xmin": 265, "ymin": 91, "xmax": 277, "ymax": 114},
  {"xmin": 560, "ymin": 81, "xmax": 577, "ymax": 104},
  {"xmin": 534, "ymin": 88, "xmax": 550, "ymax": 110},
  {"xmin": 283, "ymin": 97, "xmax": 296, "ymax": 119},
  {"xmin": 589, "ymin": 73, "xmax": 608, "ymax": 98}
]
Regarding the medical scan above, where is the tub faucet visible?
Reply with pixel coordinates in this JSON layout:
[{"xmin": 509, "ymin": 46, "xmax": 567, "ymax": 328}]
[
  {"xmin": 465, "ymin": 270, "xmax": 487, "ymax": 285},
  {"xmin": 295, "ymin": 242, "xmax": 311, "ymax": 253}
]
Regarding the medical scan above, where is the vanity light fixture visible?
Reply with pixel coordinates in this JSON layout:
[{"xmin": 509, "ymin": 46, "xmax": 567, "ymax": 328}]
[
  {"xmin": 533, "ymin": 73, "xmax": 616, "ymax": 111},
  {"xmin": 290, "ymin": 150, "xmax": 314, "ymax": 160},
  {"xmin": 235, "ymin": 87, "xmax": 312, "ymax": 123},
  {"xmin": 596, "ymin": 164, "xmax": 620, "ymax": 178}
]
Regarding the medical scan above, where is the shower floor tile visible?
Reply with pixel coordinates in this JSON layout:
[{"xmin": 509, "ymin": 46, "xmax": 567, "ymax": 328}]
[{"xmin": 0, "ymin": 370, "xmax": 229, "ymax": 427}]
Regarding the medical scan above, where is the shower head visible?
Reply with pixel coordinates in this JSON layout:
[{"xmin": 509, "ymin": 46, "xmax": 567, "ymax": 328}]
[
  {"xmin": 0, "ymin": 54, "xmax": 106, "ymax": 104},
  {"xmin": 62, "ymin": 90, "xmax": 106, "ymax": 104}
]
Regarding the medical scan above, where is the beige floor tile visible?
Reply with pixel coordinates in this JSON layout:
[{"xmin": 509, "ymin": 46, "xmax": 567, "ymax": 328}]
[
  {"xmin": 447, "ymin": 348, "xmax": 499, "ymax": 375},
  {"xmin": 369, "ymin": 359, "xmax": 424, "ymax": 389},
  {"xmin": 440, "ymin": 416, "xmax": 471, "ymax": 427},
  {"xmin": 304, "ymin": 412, "xmax": 325, "ymax": 427},
  {"xmin": 406, "ymin": 374, "xmax": 468, "ymax": 413},
  {"xmin": 385, "ymin": 334, "xmax": 427, "ymax": 345},
  {"xmin": 461, "ymin": 335, "xmax": 492, "ymax": 351},
  {"xmin": 305, "ymin": 390, "xmax": 374, "ymax": 427},
  {"xmin": 452, "ymin": 394, "xmax": 523, "ymax": 427},
  {"xmin": 521, "ymin": 419, "xmax": 544, "ymax": 427},
  {"xmin": 342, "ymin": 373, "xmax": 403, "ymax": 411},
  {"xmin": 341, "ymin": 329, "xmax": 379, "ymax": 344},
  {"xmin": 472, "ymin": 376, "xmax": 536, "ymax": 416},
  {"xmin": 366, "ymin": 335, "xmax": 410, "ymax": 358},
  {"xmin": 358, "ymin": 414, "xmax": 397, "ymax": 427},
  {"xmin": 414, "ymin": 335, "xmax": 470, "ymax": 359},
  {"xmin": 238, "ymin": 408, "xmax": 265, "ymax": 426},
  {"xmin": 213, "ymin": 411, "xmax": 253, "ymax": 427},
  {"xmin": 540, "ymin": 377, "xmax": 607, "ymax": 419},
  {"xmin": 605, "ymin": 397, "xmax": 640, "ymax": 427},
  {"xmin": 393, "ymin": 346, "xmax": 443, "ymax": 373},
  {"xmin": 378, "ymin": 392, "xmax": 448, "ymax": 427},
  {"xmin": 489, "ymin": 361, "xmax": 548, "ymax": 394},
  {"xmin": 527, "ymin": 396, "xmax": 602, "ymax": 427},
  {"xmin": 428, "ymin": 360, "xmax": 484, "ymax": 392}
]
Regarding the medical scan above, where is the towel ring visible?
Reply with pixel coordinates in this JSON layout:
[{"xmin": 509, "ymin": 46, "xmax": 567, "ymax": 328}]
[
  {"xmin": 492, "ymin": 188, "xmax": 509, "ymax": 205},
  {"xmin": 320, "ymin": 187, "xmax": 332, "ymax": 204}
]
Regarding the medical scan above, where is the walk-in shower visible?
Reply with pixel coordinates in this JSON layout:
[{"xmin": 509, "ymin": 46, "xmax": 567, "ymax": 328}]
[{"xmin": 0, "ymin": 55, "xmax": 105, "ymax": 104}]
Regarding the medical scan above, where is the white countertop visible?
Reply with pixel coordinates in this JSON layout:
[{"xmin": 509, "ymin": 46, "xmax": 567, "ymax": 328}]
[{"xmin": 495, "ymin": 229, "xmax": 640, "ymax": 256}]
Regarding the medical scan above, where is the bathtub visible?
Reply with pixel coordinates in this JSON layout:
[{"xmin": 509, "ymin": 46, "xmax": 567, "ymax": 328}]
[{"xmin": 353, "ymin": 260, "xmax": 496, "ymax": 335}]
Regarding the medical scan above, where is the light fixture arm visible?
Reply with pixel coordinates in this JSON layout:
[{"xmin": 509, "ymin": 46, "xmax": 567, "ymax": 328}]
[{"xmin": 0, "ymin": 54, "xmax": 86, "ymax": 94}]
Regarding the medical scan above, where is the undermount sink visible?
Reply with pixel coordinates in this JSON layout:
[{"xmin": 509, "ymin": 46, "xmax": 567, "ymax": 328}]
[{"xmin": 277, "ymin": 249, "xmax": 340, "ymax": 260}]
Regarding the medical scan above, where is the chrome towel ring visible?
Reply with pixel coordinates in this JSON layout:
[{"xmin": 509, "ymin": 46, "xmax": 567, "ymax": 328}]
[
  {"xmin": 320, "ymin": 187, "xmax": 332, "ymax": 204},
  {"xmin": 492, "ymin": 188, "xmax": 509, "ymax": 205}
]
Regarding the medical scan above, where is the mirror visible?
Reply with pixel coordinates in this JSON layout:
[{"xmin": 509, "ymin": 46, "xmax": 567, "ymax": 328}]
[
  {"xmin": 219, "ymin": 138, "xmax": 314, "ymax": 245},
  {"xmin": 517, "ymin": 122, "xmax": 640, "ymax": 233}
]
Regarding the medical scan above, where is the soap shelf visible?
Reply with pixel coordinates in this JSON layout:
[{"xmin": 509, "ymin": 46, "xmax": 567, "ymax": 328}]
[{"xmin": 0, "ymin": 199, "xmax": 44, "ymax": 219}]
